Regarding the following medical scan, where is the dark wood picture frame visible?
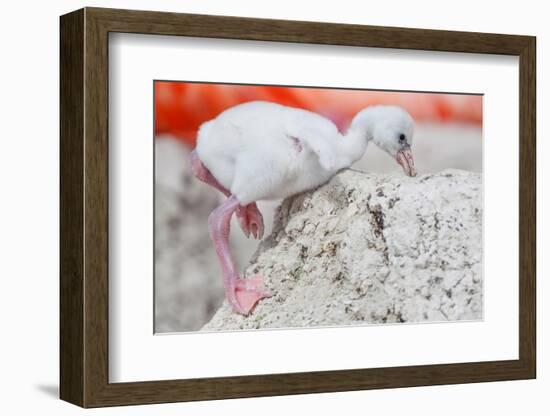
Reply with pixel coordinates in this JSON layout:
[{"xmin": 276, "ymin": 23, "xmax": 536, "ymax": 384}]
[{"xmin": 60, "ymin": 7, "xmax": 536, "ymax": 408}]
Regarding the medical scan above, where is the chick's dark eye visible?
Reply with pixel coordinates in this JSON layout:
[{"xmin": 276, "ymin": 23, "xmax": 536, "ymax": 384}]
[{"xmin": 399, "ymin": 133, "xmax": 406, "ymax": 142}]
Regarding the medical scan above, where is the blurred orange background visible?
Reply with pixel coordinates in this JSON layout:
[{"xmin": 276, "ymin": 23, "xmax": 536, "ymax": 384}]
[{"xmin": 154, "ymin": 81, "xmax": 482, "ymax": 147}]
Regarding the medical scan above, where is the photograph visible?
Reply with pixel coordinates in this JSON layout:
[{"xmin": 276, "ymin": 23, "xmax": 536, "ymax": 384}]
[
  {"xmin": 55, "ymin": 5, "xmax": 538, "ymax": 409},
  {"xmin": 154, "ymin": 81, "xmax": 483, "ymax": 333}
]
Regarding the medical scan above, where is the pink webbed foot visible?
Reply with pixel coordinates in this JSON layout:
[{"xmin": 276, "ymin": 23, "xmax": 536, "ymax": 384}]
[
  {"xmin": 226, "ymin": 274, "xmax": 272, "ymax": 315},
  {"xmin": 236, "ymin": 203, "xmax": 264, "ymax": 239}
]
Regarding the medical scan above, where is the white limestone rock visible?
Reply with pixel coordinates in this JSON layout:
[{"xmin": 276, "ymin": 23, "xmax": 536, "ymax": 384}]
[{"xmin": 202, "ymin": 169, "xmax": 482, "ymax": 331}]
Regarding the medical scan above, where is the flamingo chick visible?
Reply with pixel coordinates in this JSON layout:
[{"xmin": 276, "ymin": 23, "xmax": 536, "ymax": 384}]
[{"xmin": 190, "ymin": 101, "xmax": 416, "ymax": 315}]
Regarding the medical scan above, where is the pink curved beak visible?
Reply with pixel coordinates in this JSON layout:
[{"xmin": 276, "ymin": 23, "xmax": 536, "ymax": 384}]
[{"xmin": 396, "ymin": 148, "xmax": 417, "ymax": 177}]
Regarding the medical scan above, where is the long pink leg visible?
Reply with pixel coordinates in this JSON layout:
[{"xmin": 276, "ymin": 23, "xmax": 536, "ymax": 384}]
[
  {"xmin": 208, "ymin": 196, "xmax": 272, "ymax": 315},
  {"xmin": 190, "ymin": 150, "xmax": 264, "ymax": 239}
]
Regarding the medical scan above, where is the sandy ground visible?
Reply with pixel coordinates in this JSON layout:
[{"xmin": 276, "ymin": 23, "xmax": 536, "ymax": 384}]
[{"xmin": 155, "ymin": 122, "xmax": 482, "ymax": 332}]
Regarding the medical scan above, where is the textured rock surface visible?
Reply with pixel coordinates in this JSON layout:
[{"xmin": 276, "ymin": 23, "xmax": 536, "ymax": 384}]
[{"xmin": 202, "ymin": 169, "xmax": 482, "ymax": 331}]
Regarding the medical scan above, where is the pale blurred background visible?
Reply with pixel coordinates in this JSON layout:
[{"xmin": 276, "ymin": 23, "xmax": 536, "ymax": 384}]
[{"xmin": 154, "ymin": 82, "xmax": 482, "ymax": 333}]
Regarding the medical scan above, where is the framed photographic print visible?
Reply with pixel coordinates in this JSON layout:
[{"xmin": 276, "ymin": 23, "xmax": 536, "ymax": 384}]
[{"xmin": 60, "ymin": 7, "xmax": 536, "ymax": 408}]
